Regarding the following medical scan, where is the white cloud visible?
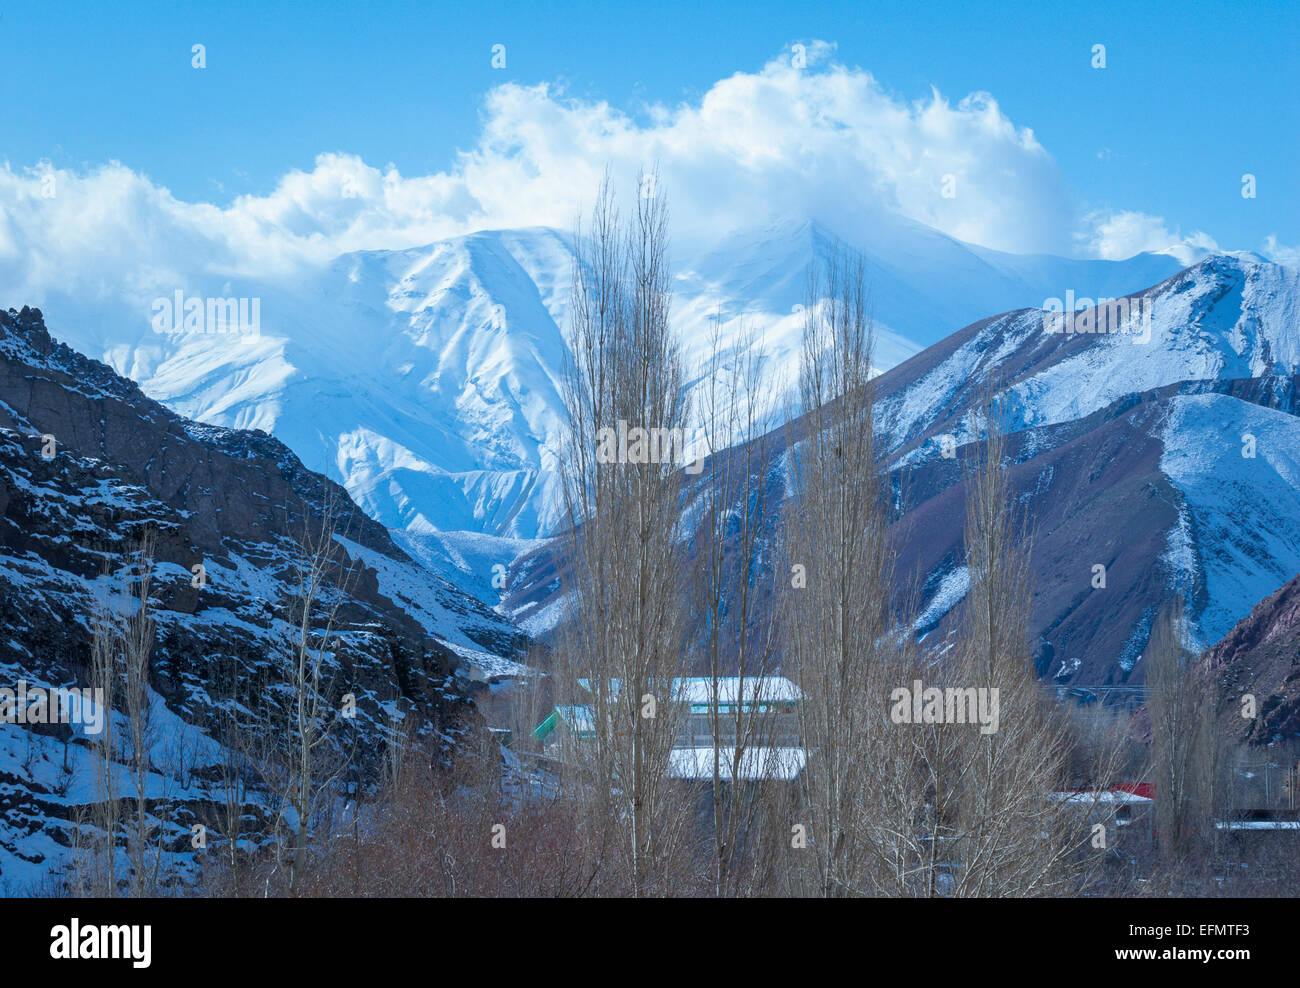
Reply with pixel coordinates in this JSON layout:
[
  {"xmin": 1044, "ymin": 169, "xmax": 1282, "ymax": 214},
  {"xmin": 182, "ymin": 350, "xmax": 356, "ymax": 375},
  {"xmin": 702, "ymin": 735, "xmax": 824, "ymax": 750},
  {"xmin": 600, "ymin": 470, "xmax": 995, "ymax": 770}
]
[
  {"xmin": 0, "ymin": 43, "xmax": 1224, "ymax": 316},
  {"xmin": 1079, "ymin": 209, "xmax": 1219, "ymax": 263},
  {"xmin": 1263, "ymin": 235, "xmax": 1300, "ymax": 267},
  {"xmin": 449, "ymin": 43, "xmax": 1073, "ymax": 253}
]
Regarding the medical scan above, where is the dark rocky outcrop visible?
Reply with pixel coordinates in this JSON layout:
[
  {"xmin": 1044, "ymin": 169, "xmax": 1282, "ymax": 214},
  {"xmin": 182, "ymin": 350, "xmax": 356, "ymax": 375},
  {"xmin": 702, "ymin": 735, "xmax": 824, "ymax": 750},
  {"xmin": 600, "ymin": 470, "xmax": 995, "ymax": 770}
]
[
  {"xmin": 1207, "ymin": 572, "xmax": 1300, "ymax": 743},
  {"xmin": 0, "ymin": 306, "xmax": 526, "ymax": 887}
]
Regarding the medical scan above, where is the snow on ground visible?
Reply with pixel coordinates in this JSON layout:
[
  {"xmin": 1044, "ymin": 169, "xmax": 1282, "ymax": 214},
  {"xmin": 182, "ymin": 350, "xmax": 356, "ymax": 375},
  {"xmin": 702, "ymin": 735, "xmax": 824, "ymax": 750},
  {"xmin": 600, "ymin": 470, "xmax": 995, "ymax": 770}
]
[
  {"xmin": 334, "ymin": 535, "xmax": 518, "ymax": 661},
  {"xmin": 1013, "ymin": 258, "xmax": 1299, "ymax": 433},
  {"xmin": 885, "ymin": 256, "xmax": 1300, "ymax": 470},
  {"xmin": 508, "ymin": 589, "xmax": 574, "ymax": 640},
  {"xmin": 914, "ymin": 565, "xmax": 971, "ymax": 634},
  {"xmin": 392, "ymin": 527, "xmax": 536, "ymax": 610},
  {"xmin": 1159, "ymin": 392, "xmax": 1300, "ymax": 648},
  {"xmin": 0, "ymin": 687, "xmax": 227, "ymax": 895}
]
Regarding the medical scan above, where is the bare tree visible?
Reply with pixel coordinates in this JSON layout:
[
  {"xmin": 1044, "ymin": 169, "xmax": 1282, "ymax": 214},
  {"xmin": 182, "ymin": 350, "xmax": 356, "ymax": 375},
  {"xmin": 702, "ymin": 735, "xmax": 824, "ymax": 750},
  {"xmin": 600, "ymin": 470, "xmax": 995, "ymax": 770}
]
[
  {"xmin": 200, "ymin": 651, "xmax": 260, "ymax": 895},
  {"xmin": 782, "ymin": 245, "xmax": 911, "ymax": 896},
  {"xmin": 928, "ymin": 399, "xmax": 1131, "ymax": 897},
  {"xmin": 1147, "ymin": 596, "xmax": 1224, "ymax": 877},
  {"xmin": 938, "ymin": 403, "xmax": 1066, "ymax": 895},
  {"xmin": 81, "ymin": 578, "xmax": 121, "ymax": 897},
  {"xmin": 554, "ymin": 170, "xmax": 698, "ymax": 895},
  {"xmin": 251, "ymin": 494, "xmax": 360, "ymax": 895},
  {"xmin": 692, "ymin": 313, "xmax": 788, "ymax": 896},
  {"xmin": 75, "ymin": 534, "xmax": 166, "ymax": 897},
  {"xmin": 779, "ymin": 315, "xmax": 1130, "ymax": 897},
  {"xmin": 118, "ymin": 531, "xmax": 164, "ymax": 896}
]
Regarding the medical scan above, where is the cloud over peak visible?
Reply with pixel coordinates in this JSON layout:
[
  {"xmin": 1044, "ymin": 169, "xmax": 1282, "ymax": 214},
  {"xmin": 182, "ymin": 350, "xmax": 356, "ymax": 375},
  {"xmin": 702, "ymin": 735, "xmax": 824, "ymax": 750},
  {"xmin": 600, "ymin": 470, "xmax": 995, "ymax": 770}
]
[{"xmin": 0, "ymin": 42, "xmax": 1252, "ymax": 316}]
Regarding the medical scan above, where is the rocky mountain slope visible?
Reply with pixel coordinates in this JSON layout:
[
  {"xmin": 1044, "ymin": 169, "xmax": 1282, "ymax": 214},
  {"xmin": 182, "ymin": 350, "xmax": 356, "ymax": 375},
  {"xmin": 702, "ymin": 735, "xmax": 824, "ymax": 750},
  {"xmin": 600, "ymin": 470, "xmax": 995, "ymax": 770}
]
[
  {"xmin": 31, "ymin": 217, "xmax": 1184, "ymax": 558},
  {"xmin": 0, "ymin": 306, "xmax": 524, "ymax": 891},
  {"xmin": 1207, "ymin": 571, "xmax": 1300, "ymax": 743},
  {"xmin": 869, "ymin": 253, "xmax": 1300, "ymax": 678},
  {"xmin": 504, "ymin": 253, "xmax": 1300, "ymax": 695}
]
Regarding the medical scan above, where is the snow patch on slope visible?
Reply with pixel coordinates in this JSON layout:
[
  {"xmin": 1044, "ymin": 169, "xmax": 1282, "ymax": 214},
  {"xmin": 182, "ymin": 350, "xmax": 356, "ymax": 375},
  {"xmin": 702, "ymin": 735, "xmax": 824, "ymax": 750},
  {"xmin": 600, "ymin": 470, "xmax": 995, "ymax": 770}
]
[
  {"xmin": 914, "ymin": 564, "xmax": 971, "ymax": 635},
  {"xmin": 36, "ymin": 220, "xmax": 1187, "ymax": 544},
  {"xmin": 1159, "ymin": 393, "xmax": 1300, "ymax": 648}
]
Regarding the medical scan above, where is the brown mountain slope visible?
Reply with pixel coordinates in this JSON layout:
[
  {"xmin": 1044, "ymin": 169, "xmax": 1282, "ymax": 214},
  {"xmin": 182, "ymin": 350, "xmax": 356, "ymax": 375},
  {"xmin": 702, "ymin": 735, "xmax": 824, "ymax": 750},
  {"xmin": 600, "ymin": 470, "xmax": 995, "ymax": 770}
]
[{"xmin": 1207, "ymin": 572, "xmax": 1300, "ymax": 743}]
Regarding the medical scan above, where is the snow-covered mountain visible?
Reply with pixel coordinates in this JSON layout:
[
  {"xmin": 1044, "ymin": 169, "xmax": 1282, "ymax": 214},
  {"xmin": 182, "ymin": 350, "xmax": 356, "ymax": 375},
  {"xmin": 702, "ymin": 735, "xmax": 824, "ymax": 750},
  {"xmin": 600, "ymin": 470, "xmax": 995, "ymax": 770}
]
[
  {"xmin": 863, "ymin": 253, "xmax": 1300, "ymax": 675},
  {"xmin": 876, "ymin": 253, "xmax": 1298, "ymax": 458},
  {"xmin": 25, "ymin": 216, "xmax": 1188, "ymax": 564},
  {"xmin": 504, "ymin": 253, "xmax": 1300, "ymax": 687}
]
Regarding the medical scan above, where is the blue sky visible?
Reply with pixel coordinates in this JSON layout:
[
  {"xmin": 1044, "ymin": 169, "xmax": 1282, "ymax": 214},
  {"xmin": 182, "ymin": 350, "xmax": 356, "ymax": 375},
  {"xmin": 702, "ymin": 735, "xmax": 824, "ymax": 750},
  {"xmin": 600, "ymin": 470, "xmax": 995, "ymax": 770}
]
[{"xmin": 1, "ymin": 0, "xmax": 1296, "ymax": 263}]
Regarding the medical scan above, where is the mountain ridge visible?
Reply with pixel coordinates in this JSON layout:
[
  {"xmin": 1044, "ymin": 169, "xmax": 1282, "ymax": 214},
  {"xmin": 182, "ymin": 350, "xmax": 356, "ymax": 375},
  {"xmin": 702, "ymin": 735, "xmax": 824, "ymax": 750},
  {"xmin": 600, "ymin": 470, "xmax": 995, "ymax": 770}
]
[
  {"xmin": 502, "ymin": 252, "xmax": 1300, "ymax": 695},
  {"xmin": 24, "ymin": 217, "xmax": 1191, "ymax": 547},
  {"xmin": 0, "ymin": 305, "xmax": 524, "ymax": 889}
]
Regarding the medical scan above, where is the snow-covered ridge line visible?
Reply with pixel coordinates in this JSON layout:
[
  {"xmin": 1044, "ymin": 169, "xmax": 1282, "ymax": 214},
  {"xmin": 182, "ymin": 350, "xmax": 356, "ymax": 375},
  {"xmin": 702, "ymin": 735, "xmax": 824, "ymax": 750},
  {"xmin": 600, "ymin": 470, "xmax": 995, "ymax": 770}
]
[{"xmin": 25, "ymin": 217, "xmax": 1191, "ymax": 545}]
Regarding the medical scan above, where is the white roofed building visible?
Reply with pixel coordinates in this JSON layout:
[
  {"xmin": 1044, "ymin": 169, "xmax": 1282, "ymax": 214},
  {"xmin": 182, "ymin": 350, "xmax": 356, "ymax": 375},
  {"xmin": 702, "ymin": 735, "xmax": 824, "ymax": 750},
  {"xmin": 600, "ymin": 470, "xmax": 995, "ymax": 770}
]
[{"xmin": 533, "ymin": 675, "xmax": 806, "ymax": 783}]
